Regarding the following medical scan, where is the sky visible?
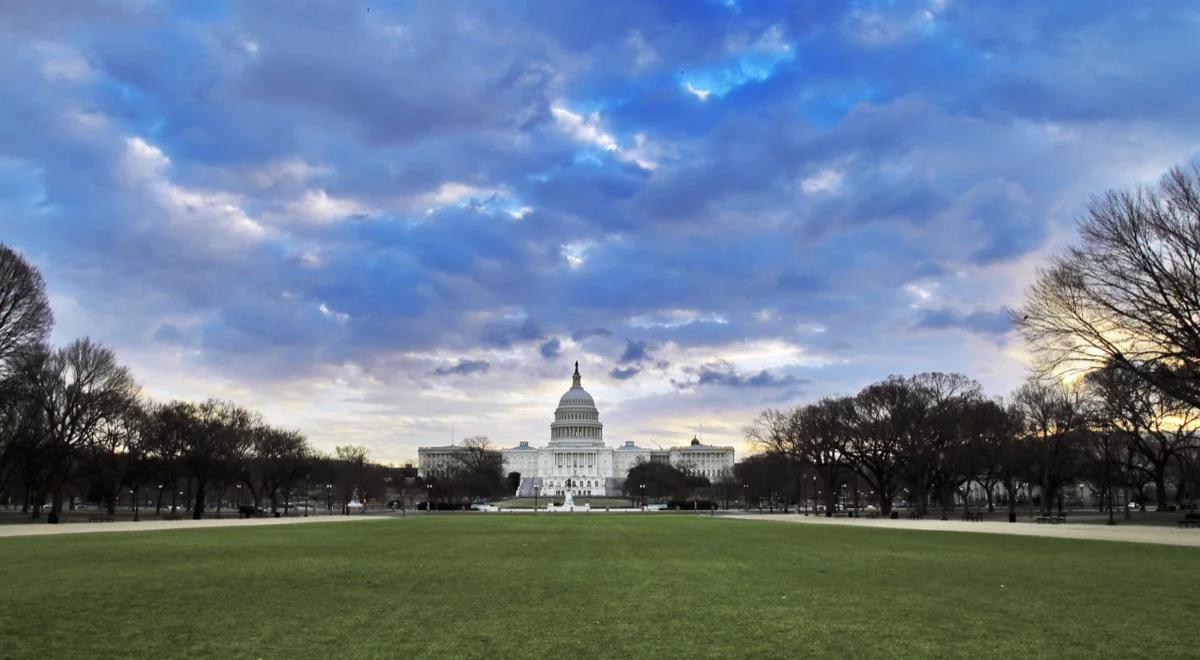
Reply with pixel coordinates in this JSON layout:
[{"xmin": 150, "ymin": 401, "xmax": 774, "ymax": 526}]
[{"xmin": 2, "ymin": 1, "xmax": 1199, "ymax": 464}]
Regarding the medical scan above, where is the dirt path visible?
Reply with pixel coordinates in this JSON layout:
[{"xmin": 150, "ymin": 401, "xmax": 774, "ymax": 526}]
[{"xmin": 722, "ymin": 513, "xmax": 1200, "ymax": 548}]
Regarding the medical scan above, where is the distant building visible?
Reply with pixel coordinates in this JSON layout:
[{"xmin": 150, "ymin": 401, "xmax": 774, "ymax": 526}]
[
  {"xmin": 416, "ymin": 445, "xmax": 470, "ymax": 477},
  {"xmin": 417, "ymin": 362, "xmax": 735, "ymax": 496}
]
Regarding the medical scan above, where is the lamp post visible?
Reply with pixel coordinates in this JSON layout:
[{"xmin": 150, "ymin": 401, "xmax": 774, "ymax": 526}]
[
  {"xmin": 425, "ymin": 484, "xmax": 433, "ymax": 514},
  {"xmin": 534, "ymin": 484, "xmax": 540, "ymax": 512},
  {"xmin": 131, "ymin": 488, "xmax": 139, "ymax": 522},
  {"xmin": 742, "ymin": 484, "xmax": 748, "ymax": 512},
  {"xmin": 156, "ymin": 483, "xmax": 163, "ymax": 516},
  {"xmin": 639, "ymin": 483, "xmax": 645, "ymax": 510},
  {"xmin": 304, "ymin": 474, "xmax": 310, "ymax": 518},
  {"xmin": 326, "ymin": 483, "xmax": 333, "ymax": 515},
  {"xmin": 236, "ymin": 483, "xmax": 243, "ymax": 512}
]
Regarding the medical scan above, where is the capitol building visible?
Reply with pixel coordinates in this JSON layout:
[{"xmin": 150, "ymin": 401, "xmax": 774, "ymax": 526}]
[{"xmin": 418, "ymin": 363, "xmax": 735, "ymax": 497}]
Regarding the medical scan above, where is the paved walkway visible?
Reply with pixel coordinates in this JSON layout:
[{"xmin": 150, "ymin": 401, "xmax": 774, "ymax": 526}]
[
  {"xmin": 0, "ymin": 514, "xmax": 392, "ymax": 539},
  {"xmin": 723, "ymin": 513, "xmax": 1200, "ymax": 548}
]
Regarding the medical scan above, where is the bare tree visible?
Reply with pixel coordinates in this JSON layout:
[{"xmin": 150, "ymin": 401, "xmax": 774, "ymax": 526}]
[
  {"xmin": 986, "ymin": 399, "xmax": 1033, "ymax": 522},
  {"xmin": 847, "ymin": 376, "xmax": 928, "ymax": 515},
  {"xmin": 86, "ymin": 403, "xmax": 148, "ymax": 516},
  {"xmin": 0, "ymin": 245, "xmax": 53, "ymax": 371},
  {"xmin": 13, "ymin": 338, "xmax": 139, "ymax": 523},
  {"xmin": 1084, "ymin": 363, "xmax": 1200, "ymax": 510},
  {"xmin": 1018, "ymin": 166, "xmax": 1200, "ymax": 408},
  {"xmin": 1013, "ymin": 378, "xmax": 1087, "ymax": 516},
  {"xmin": 143, "ymin": 401, "xmax": 192, "ymax": 515},
  {"xmin": 183, "ymin": 400, "xmax": 254, "ymax": 519},
  {"xmin": 797, "ymin": 398, "xmax": 855, "ymax": 516}
]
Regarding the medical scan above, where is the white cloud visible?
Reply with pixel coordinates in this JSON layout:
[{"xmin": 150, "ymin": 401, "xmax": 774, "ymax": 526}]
[
  {"xmin": 626, "ymin": 30, "xmax": 659, "ymax": 69},
  {"xmin": 118, "ymin": 136, "xmax": 268, "ymax": 243},
  {"xmin": 560, "ymin": 241, "xmax": 593, "ymax": 269},
  {"xmin": 629, "ymin": 309, "xmax": 729, "ymax": 328},
  {"xmin": 318, "ymin": 303, "xmax": 350, "ymax": 324},
  {"xmin": 683, "ymin": 82, "xmax": 712, "ymax": 101},
  {"xmin": 285, "ymin": 189, "xmax": 370, "ymax": 224},
  {"xmin": 121, "ymin": 137, "xmax": 170, "ymax": 182},
  {"xmin": 551, "ymin": 104, "xmax": 658, "ymax": 170},
  {"xmin": 800, "ymin": 168, "xmax": 845, "ymax": 195}
]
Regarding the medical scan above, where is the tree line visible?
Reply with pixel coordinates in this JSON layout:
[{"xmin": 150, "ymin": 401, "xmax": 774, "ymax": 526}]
[
  {"xmin": 748, "ymin": 370, "xmax": 1199, "ymax": 519},
  {"xmin": 0, "ymin": 244, "xmax": 400, "ymax": 522},
  {"xmin": 745, "ymin": 166, "xmax": 1200, "ymax": 520}
]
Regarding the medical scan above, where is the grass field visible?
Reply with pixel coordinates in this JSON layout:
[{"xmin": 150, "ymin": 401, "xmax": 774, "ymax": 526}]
[{"xmin": 1, "ymin": 516, "xmax": 1197, "ymax": 658}]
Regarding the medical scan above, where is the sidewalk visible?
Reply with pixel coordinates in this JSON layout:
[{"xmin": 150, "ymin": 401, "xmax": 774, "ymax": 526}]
[
  {"xmin": 0, "ymin": 513, "xmax": 393, "ymax": 539},
  {"xmin": 722, "ymin": 513, "xmax": 1200, "ymax": 548}
]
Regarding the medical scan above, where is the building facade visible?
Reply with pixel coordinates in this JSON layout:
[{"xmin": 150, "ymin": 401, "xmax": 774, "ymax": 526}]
[{"xmin": 418, "ymin": 363, "xmax": 735, "ymax": 497}]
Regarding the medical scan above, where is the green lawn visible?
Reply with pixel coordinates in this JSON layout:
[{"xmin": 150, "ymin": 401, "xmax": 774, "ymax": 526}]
[{"xmin": 1, "ymin": 516, "xmax": 1196, "ymax": 658}]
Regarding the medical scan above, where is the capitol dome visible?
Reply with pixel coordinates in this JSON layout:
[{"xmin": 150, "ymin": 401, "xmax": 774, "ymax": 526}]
[{"xmin": 549, "ymin": 362, "xmax": 603, "ymax": 445}]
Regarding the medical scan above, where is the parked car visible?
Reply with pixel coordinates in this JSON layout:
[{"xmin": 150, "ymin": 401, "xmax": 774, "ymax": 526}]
[{"xmin": 469, "ymin": 502, "xmax": 498, "ymax": 512}]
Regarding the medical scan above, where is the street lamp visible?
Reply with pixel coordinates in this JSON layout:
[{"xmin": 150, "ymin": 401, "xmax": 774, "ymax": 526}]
[
  {"xmin": 425, "ymin": 484, "xmax": 433, "ymax": 514},
  {"xmin": 326, "ymin": 483, "xmax": 333, "ymax": 515},
  {"xmin": 742, "ymin": 483, "xmax": 748, "ymax": 512},
  {"xmin": 534, "ymin": 484, "xmax": 540, "ymax": 512},
  {"xmin": 639, "ymin": 483, "xmax": 646, "ymax": 510},
  {"xmin": 131, "ymin": 488, "xmax": 139, "ymax": 522}
]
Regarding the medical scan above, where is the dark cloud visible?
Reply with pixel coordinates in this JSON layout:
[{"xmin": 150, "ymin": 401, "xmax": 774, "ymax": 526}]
[
  {"xmin": 431, "ymin": 359, "xmax": 491, "ymax": 377},
  {"xmin": 481, "ymin": 318, "xmax": 543, "ymax": 349},
  {"xmin": 619, "ymin": 339, "xmax": 652, "ymax": 364},
  {"xmin": 538, "ymin": 337, "xmax": 561, "ymax": 359},
  {"xmin": 675, "ymin": 360, "xmax": 806, "ymax": 390},
  {"xmin": 609, "ymin": 366, "xmax": 641, "ymax": 380},
  {"xmin": 915, "ymin": 307, "xmax": 1013, "ymax": 337},
  {"xmin": 571, "ymin": 327, "xmax": 612, "ymax": 341}
]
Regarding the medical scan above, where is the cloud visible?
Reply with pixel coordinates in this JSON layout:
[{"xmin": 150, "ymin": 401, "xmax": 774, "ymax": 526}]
[
  {"xmin": 481, "ymin": 317, "xmax": 543, "ymax": 349},
  {"xmin": 915, "ymin": 307, "xmax": 1013, "ymax": 338},
  {"xmin": 431, "ymin": 359, "xmax": 491, "ymax": 377},
  {"xmin": 2, "ymin": 1, "xmax": 1198, "ymax": 461},
  {"xmin": 539, "ymin": 337, "xmax": 562, "ymax": 359},
  {"xmin": 610, "ymin": 366, "xmax": 641, "ymax": 380},
  {"xmin": 572, "ymin": 327, "xmax": 612, "ymax": 341},
  {"xmin": 619, "ymin": 339, "xmax": 652, "ymax": 364},
  {"xmin": 676, "ymin": 359, "xmax": 806, "ymax": 390}
]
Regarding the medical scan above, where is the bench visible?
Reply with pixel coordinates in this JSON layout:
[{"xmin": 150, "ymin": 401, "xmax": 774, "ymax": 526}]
[
  {"xmin": 963, "ymin": 512, "xmax": 984, "ymax": 522},
  {"xmin": 1177, "ymin": 519, "xmax": 1200, "ymax": 529},
  {"xmin": 88, "ymin": 516, "xmax": 114, "ymax": 523},
  {"xmin": 1035, "ymin": 516, "xmax": 1067, "ymax": 524},
  {"xmin": 906, "ymin": 511, "xmax": 922, "ymax": 520}
]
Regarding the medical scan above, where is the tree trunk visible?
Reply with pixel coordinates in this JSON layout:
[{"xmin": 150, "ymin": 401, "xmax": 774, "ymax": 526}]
[
  {"xmin": 48, "ymin": 482, "xmax": 64, "ymax": 524},
  {"xmin": 192, "ymin": 476, "xmax": 207, "ymax": 520},
  {"xmin": 1153, "ymin": 467, "xmax": 1169, "ymax": 511}
]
